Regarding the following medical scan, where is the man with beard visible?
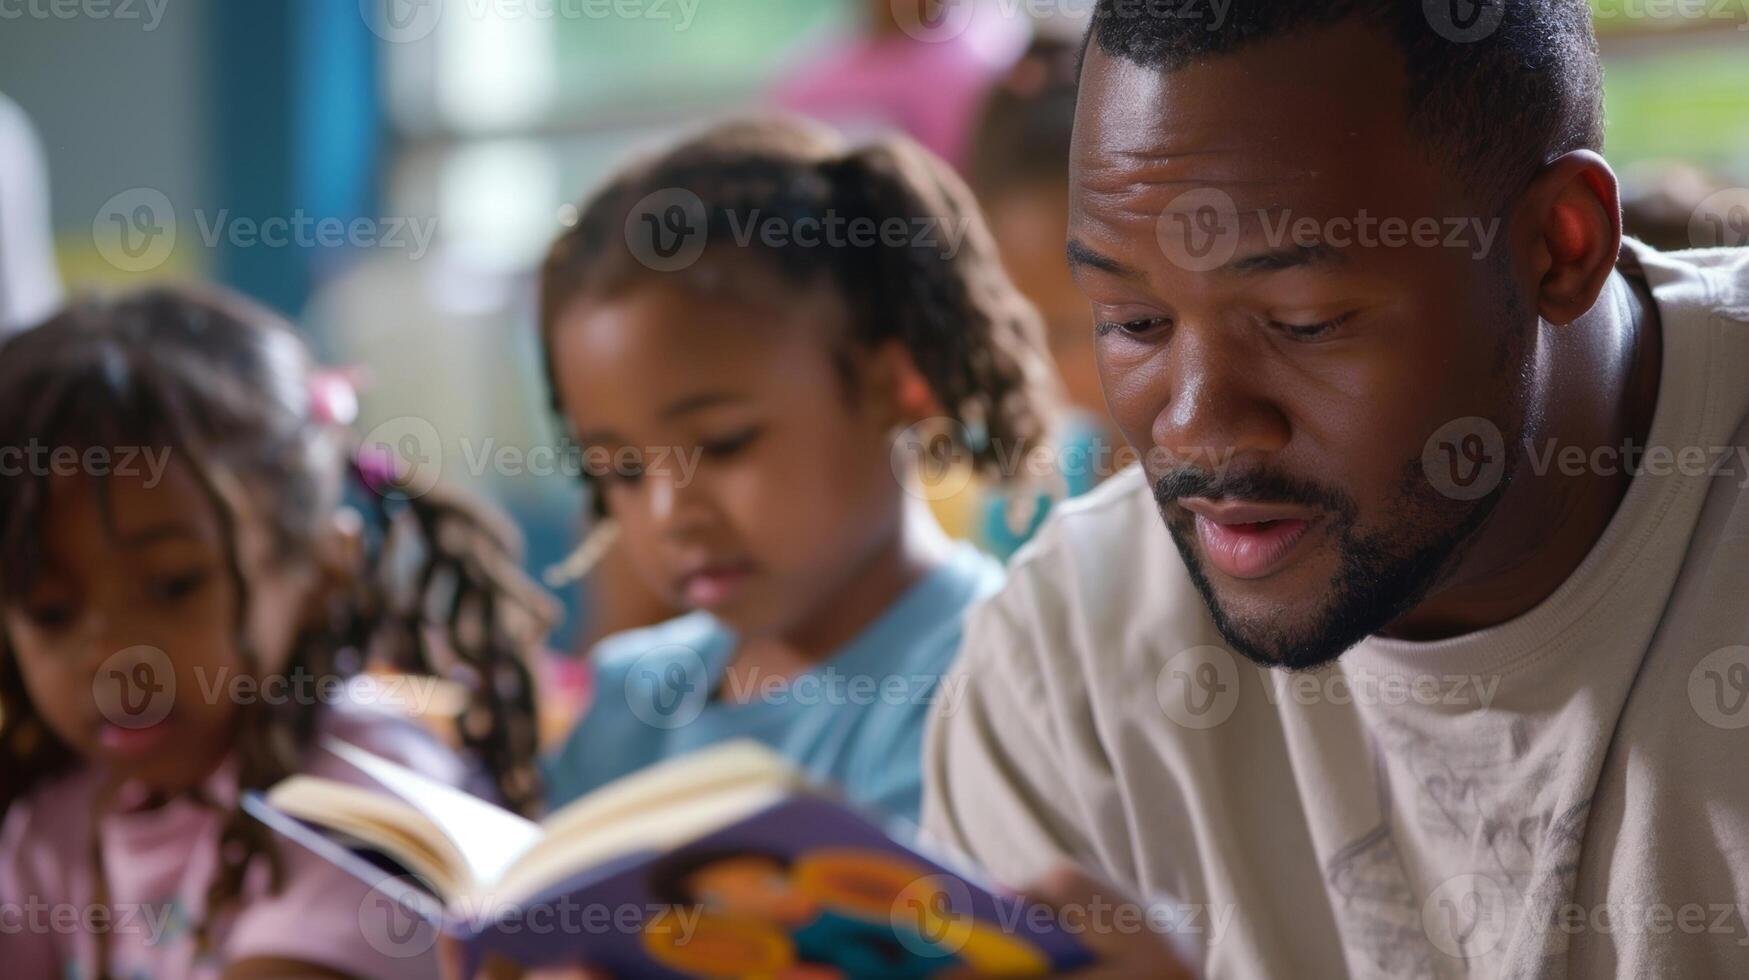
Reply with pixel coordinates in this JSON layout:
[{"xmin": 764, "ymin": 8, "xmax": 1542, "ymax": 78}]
[{"xmin": 923, "ymin": 1, "xmax": 1749, "ymax": 977}]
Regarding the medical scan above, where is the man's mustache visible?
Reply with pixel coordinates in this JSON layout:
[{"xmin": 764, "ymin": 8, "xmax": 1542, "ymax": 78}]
[{"xmin": 1152, "ymin": 466, "xmax": 1356, "ymax": 521}]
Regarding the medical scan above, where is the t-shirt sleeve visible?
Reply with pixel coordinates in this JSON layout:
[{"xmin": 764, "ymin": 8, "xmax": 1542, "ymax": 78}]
[{"xmin": 920, "ymin": 579, "xmax": 1104, "ymax": 889}]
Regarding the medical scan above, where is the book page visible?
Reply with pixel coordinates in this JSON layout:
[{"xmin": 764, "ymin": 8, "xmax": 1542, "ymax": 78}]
[
  {"xmin": 325, "ymin": 738, "xmax": 542, "ymax": 889},
  {"xmin": 538, "ymin": 740, "xmax": 800, "ymax": 845}
]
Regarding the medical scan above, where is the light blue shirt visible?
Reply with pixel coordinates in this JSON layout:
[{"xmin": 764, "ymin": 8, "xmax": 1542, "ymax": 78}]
[
  {"xmin": 979, "ymin": 410, "xmax": 1111, "ymax": 560},
  {"xmin": 543, "ymin": 542, "xmax": 1003, "ymax": 825}
]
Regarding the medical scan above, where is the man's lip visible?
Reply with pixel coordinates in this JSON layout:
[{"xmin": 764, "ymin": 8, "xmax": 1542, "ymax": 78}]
[
  {"xmin": 1177, "ymin": 497, "xmax": 1318, "ymax": 525},
  {"xmin": 1193, "ymin": 514, "xmax": 1320, "ymax": 580}
]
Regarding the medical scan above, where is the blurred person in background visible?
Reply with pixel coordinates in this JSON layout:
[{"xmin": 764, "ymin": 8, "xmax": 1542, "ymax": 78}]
[
  {"xmin": 966, "ymin": 35, "xmax": 1122, "ymax": 559},
  {"xmin": 1619, "ymin": 159, "xmax": 1738, "ymax": 252},
  {"xmin": 537, "ymin": 116, "xmax": 1058, "ymax": 826},
  {"xmin": 0, "ymin": 286, "xmax": 555, "ymax": 979},
  {"xmin": 582, "ymin": 3, "xmax": 1050, "ymax": 643},
  {"xmin": 0, "ymin": 92, "xmax": 61, "ymax": 336},
  {"xmin": 771, "ymin": 0, "xmax": 1028, "ymax": 169}
]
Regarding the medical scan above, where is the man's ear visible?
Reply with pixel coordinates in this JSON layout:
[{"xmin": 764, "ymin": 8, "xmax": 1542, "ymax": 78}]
[
  {"xmin": 860, "ymin": 339, "xmax": 945, "ymax": 431},
  {"xmin": 1514, "ymin": 150, "xmax": 1623, "ymax": 326}
]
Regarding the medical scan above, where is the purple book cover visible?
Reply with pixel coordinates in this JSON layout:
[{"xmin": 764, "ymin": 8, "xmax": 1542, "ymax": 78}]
[{"xmin": 246, "ymin": 792, "xmax": 1092, "ymax": 978}]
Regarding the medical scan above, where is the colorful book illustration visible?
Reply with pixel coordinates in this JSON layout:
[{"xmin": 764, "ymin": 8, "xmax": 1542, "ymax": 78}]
[{"xmin": 243, "ymin": 739, "xmax": 1092, "ymax": 978}]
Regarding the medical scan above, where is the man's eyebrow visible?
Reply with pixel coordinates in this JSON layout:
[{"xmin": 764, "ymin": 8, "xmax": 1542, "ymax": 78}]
[
  {"xmin": 1223, "ymin": 242, "xmax": 1345, "ymax": 276},
  {"xmin": 1066, "ymin": 239, "xmax": 1143, "ymax": 280}
]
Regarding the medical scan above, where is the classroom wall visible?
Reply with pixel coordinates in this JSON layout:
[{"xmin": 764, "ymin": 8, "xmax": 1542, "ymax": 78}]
[{"xmin": 0, "ymin": 0, "xmax": 211, "ymax": 288}]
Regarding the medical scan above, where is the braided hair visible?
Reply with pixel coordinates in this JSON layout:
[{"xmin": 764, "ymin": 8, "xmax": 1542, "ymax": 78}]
[
  {"xmin": 538, "ymin": 115, "xmax": 1059, "ymax": 520},
  {"xmin": 0, "ymin": 285, "xmax": 556, "ymax": 957}
]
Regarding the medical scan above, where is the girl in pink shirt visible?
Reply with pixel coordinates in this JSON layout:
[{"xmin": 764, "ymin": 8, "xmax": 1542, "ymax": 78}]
[{"xmin": 0, "ymin": 287, "xmax": 555, "ymax": 979}]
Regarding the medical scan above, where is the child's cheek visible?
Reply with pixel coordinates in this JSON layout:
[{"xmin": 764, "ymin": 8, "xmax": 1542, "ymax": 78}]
[{"xmin": 6, "ymin": 626, "xmax": 98, "ymax": 751}]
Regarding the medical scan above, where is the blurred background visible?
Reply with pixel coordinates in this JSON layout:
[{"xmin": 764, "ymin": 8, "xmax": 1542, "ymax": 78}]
[{"xmin": 1, "ymin": 0, "xmax": 1745, "ymax": 650}]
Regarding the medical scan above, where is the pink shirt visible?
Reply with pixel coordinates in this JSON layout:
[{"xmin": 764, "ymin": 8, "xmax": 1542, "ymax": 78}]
[
  {"xmin": 770, "ymin": 16, "xmax": 1027, "ymax": 168},
  {"xmin": 0, "ymin": 703, "xmax": 475, "ymax": 979}
]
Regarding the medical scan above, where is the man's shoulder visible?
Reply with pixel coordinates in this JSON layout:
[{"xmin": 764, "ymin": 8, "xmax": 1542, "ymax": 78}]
[
  {"xmin": 1009, "ymin": 464, "xmax": 1159, "ymax": 568},
  {"xmin": 1633, "ymin": 241, "xmax": 1749, "ymax": 337}
]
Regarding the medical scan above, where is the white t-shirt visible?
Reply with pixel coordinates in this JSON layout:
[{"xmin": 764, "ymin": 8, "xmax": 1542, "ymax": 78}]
[{"xmin": 922, "ymin": 242, "xmax": 1749, "ymax": 979}]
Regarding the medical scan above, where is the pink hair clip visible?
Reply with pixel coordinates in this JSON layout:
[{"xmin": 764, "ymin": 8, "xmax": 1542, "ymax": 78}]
[
  {"xmin": 308, "ymin": 367, "xmax": 361, "ymax": 428},
  {"xmin": 353, "ymin": 444, "xmax": 400, "ymax": 495}
]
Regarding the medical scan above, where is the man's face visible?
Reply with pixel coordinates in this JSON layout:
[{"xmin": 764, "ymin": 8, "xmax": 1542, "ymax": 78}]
[{"xmin": 1070, "ymin": 23, "xmax": 1536, "ymax": 669}]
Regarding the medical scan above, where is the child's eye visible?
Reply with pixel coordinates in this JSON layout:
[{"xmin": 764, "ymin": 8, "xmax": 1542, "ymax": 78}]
[
  {"xmin": 699, "ymin": 427, "xmax": 763, "ymax": 458},
  {"xmin": 22, "ymin": 601, "xmax": 77, "ymax": 632},
  {"xmin": 148, "ymin": 569, "xmax": 211, "ymax": 603},
  {"xmin": 1270, "ymin": 313, "xmax": 1353, "ymax": 342}
]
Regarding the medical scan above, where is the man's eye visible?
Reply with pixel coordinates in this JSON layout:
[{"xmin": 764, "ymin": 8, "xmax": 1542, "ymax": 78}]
[
  {"xmin": 1271, "ymin": 313, "xmax": 1353, "ymax": 341},
  {"xmin": 1095, "ymin": 317, "xmax": 1170, "ymax": 338}
]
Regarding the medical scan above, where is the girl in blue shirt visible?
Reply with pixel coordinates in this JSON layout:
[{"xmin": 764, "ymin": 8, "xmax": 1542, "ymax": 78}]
[{"xmin": 537, "ymin": 116, "xmax": 1057, "ymax": 823}]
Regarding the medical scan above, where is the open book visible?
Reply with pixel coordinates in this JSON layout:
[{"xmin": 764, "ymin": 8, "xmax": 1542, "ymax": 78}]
[{"xmin": 244, "ymin": 739, "xmax": 1091, "ymax": 978}]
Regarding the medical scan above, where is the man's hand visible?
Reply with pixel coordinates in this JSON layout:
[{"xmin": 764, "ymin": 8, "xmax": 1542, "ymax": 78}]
[{"xmin": 1020, "ymin": 864, "xmax": 1196, "ymax": 980}]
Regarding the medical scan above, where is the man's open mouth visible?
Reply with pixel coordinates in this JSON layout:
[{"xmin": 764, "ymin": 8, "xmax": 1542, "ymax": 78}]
[{"xmin": 1178, "ymin": 499, "xmax": 1321, "ymax": 580}]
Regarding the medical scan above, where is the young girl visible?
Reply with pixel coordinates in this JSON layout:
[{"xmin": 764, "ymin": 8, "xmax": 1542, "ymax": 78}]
[
  {"xmin": 538, "ymin": 116, "xmax": 1057, "ymax": 824},
  {"xmin": 0, "ymin": 286, "xmax": 555, "ymax": 978}
]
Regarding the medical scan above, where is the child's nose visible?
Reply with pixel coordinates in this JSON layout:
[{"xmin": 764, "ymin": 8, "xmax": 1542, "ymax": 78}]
[
  {"xmin": 59, "ymin": 611, "xmax": 122, "ymax": 674},
  {"xmin": 644, "ymin": 470, "xmax": 710, "ymax": 538}
]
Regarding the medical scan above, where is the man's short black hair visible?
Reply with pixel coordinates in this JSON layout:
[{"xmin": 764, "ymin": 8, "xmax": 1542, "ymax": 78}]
[{"xmin": 1084, "ymin": 0, "xmax": 1605, "ymax": 207}]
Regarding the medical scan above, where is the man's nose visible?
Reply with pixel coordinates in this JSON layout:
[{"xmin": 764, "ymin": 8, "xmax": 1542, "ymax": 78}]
[{"xmin": 1151, "ymin": 325, "xmax": 1290, "ymax": 473}]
